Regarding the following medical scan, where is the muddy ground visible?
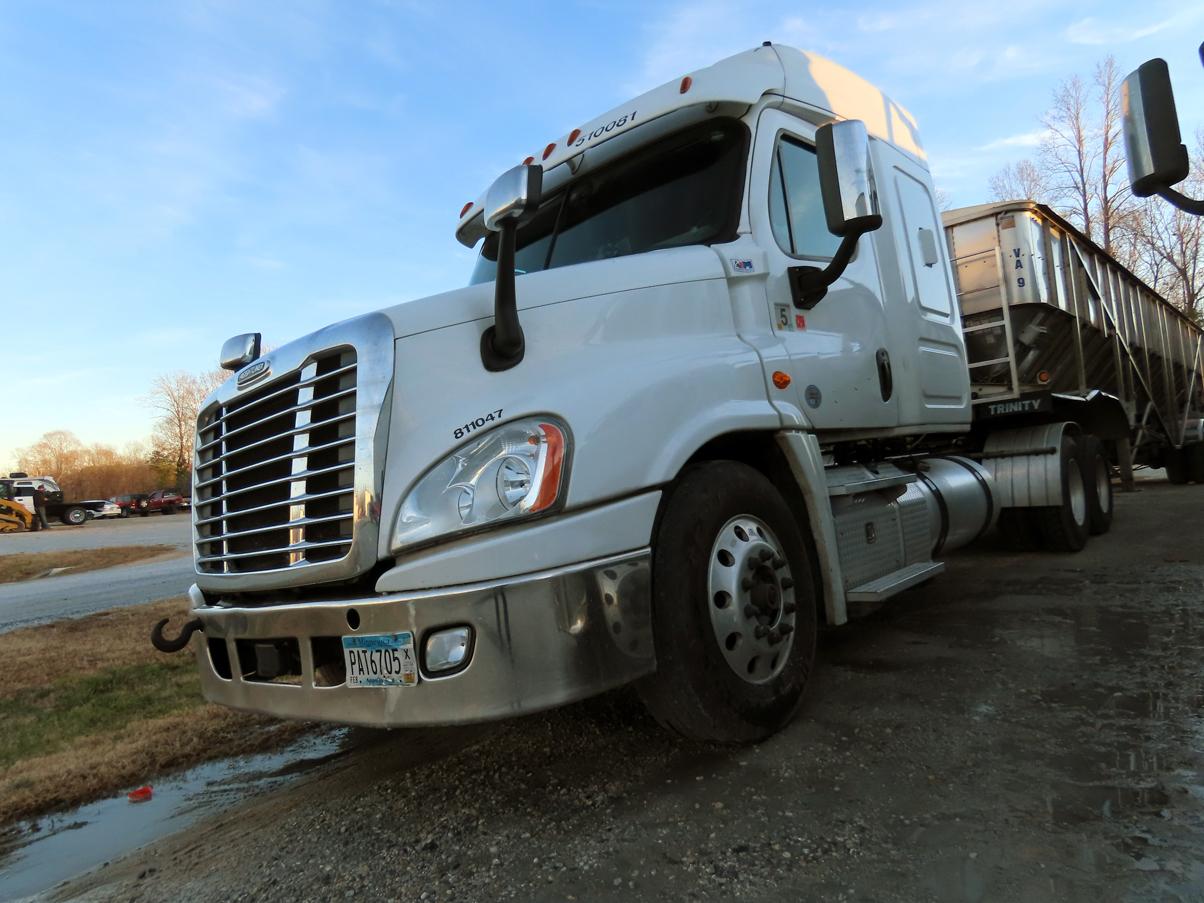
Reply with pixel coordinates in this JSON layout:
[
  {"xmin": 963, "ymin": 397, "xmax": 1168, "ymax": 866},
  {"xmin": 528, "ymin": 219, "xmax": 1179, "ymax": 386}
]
[{"xmin": 51, "ymin": 479, "xmax": 1204, "ymax": 903}]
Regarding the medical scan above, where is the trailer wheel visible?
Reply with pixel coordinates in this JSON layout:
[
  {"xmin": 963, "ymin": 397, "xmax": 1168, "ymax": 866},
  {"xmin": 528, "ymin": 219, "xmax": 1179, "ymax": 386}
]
[
  {"xmin": 1165, "ymin": 447, "xmax": 1190, "ymax": 484},
  {"xmin": 1032, "ymin": 434, "xmax": 1089, "ymax": 552},
  {"xmin": 1190, "ymin": 444, "xmax": 1204, "ymax": 484},
  {"xmin": 61, "ymin": 506, "xmax": 87, "ymax": 526},
  {"xmin": 1084, "ymin": 437, "xmax": 1113, "ymax": 535},
  {"xmin": 636, "ymin": 461, "xmax": 818, "ymax": 744}
]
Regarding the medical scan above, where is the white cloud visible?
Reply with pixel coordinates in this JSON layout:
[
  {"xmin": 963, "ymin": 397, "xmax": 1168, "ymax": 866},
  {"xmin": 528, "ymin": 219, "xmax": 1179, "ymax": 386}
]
[
  {"xmin": 977, "ymin": 129, "xmax": 1050, "ymax": 152},
  {"xmin": 1065, "ymin": 10, "xmax": 1201, "ymax": 46}
]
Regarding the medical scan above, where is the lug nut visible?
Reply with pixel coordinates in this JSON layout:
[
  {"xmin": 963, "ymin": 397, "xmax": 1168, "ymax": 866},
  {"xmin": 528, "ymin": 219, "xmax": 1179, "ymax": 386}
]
[
  {"xmin": 780, "ymin": 577, "xmax": 794, "ymax": 589},
  {"xmin": 754, "ymin": 625, "xmax": 768, "ymax": 639},
  {"xmin": 744, "ymin": 605, "xmax": 757, "ymax": 618},
  {"xmin": 773, "ymin": 556, "xmax": 786, "ymax": 569},
  {"xmin": 784, "ymin": 602, "xmax": 797, "ymax": 614},
  {"xmin": 759, "ymin": 548, "xmax": 774, "ymax": 562},
  {"xmin": 779, "ymin": 623, "xmax": 794, "ymax": 636},
  {"xmin": 742, "ymin": 577, "xmax": 754, "ymax": 590},
  {"xmin": 768, "ymin": 629, "xmax": 782, "ymax": 645}
]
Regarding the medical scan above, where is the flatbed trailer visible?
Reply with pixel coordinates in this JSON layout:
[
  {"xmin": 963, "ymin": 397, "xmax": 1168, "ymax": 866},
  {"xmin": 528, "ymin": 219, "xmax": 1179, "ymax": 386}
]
[{"xmin": 944, "ymin": 201, "xmax": 1204, "ymax": 483}]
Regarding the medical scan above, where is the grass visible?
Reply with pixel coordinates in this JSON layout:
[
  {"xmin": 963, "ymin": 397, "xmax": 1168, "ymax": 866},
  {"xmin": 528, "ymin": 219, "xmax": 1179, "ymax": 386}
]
[
  {"xmin": 0, "ymin": 545, "xmax": 179, "ymax": 584},
  {"xmin": 0, "ymin": 597, "xmax": 309, "ymax": 825}
]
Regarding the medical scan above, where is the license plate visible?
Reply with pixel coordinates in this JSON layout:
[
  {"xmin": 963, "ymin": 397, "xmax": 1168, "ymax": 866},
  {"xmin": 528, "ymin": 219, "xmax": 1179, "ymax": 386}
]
[{"xmin": 342, "ymin": 632, "xmax": 418, "ymax": 688}]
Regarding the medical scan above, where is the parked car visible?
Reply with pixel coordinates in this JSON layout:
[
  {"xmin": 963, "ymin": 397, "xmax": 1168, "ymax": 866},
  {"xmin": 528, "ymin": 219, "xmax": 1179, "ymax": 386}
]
[
  {"xmin": 145, "ymin": 489, "xmax": 185, "ymax": 515},
  {"xmin": 112, "ymin": 493, "xmax": 149, "ymax": 517},
  {"xmin": 81, "ymin": 499, "xmax": 122, "ymax": 519}
]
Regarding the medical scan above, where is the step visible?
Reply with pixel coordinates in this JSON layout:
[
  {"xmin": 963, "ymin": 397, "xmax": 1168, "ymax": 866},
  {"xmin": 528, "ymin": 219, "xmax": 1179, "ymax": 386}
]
[
  {"xmin": 826, "ymin": 464, "xmax": 916, "ymax": 497},
  {"xmin": 846, "ymin": 560, "xmax": 946, "ymax": 602}
]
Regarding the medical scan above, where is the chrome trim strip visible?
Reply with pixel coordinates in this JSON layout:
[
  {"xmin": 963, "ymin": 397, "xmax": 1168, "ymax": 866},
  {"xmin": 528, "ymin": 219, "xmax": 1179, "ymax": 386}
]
[
  {"xmin": 193, "ymin": 487, "xmax": 348, "ymax": 527},
  {"xmin": 189, "ymin": 550, "xmax": 654, "ymax": 727},
  {"xmin": 197, "ymin": 412, "xmax": 356, "ymax": 470},
  {"xmin": 196, "ymin": 536, "xmax": 352, "ymax": 565},
  {"xmin": 196, "ymin": 512, "xmax": 353, "ymax": 545},
  {"xmin": 199, "ymin": 362, "xmax": 357, "ymax": 437},
  {"xmin": 196, "ymin": 385, "xmax": 357, "ymax": 453},
  {"xmin": 196, "ymin": 460, "xmax": 352, "ymax": 507},
  {"xmin": 194, "ymin": 435, "xmax": 354, "ymax": 489}
]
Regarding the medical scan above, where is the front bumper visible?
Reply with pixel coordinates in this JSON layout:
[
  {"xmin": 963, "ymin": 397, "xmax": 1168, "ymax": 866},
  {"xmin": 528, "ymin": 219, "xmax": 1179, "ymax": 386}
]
[{"xmin": 189, "ymin": 549, "xmax": 653, "ymax": 727}]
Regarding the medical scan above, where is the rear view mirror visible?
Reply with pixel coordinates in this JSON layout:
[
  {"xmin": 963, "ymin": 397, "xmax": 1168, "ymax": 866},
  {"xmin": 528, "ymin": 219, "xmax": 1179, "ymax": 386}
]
[
  {"xmin": 220, "ymin": 333, "xmax": 262, "ymax": 371},
  {"xmin": 1122, "ymin": 58, "xmax": 1190, "ymax": 197},
  {"xmin": 815, "ymin": 120, "xmax": 883, "ymax": 237},
  {"xmin": 483, "ymin": 164, "xmax": 543, "ymax": 232}
]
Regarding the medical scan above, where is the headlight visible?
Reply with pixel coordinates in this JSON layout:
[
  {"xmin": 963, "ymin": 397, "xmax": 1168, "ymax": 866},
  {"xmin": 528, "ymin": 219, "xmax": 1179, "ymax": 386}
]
[{"xmin": 393, "ymin": 417, "xmax": 569, "ymax": 551}]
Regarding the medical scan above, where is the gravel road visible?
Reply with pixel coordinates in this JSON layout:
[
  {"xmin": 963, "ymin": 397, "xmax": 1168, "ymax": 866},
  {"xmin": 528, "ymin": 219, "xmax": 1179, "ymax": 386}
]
[
  {"xmin": 47, "ymin": 479, "xmax": 1204, "ymax": 902},
  {"xmin": 0, "ymin": 516, "xmax": 192, "ymax": 632}
]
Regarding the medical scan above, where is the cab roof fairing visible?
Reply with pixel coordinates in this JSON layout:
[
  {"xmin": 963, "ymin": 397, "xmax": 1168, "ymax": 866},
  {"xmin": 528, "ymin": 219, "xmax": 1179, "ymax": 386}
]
[{"xmin": 454, "ymin": 44, "xmax": 926, "ymax": 249}]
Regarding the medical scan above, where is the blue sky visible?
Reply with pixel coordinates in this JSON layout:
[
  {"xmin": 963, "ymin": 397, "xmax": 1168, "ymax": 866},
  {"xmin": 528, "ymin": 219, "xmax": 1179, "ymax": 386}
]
[{"xmin": 2, "ymin": 0, "xmax": 1202, "ymax": 470}]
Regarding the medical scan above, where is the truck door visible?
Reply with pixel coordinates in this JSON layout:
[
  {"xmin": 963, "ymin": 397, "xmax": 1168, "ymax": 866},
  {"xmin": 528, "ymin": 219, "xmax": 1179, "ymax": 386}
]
[{"xmin": 749, "ymin": 109, "xmax": 898, "ymax": 430}]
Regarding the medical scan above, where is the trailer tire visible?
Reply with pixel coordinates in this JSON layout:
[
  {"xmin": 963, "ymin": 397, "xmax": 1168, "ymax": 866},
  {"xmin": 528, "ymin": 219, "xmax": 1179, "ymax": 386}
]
[
  {"xmin": 1084, "ymin": 437, "xmax": 1113, "ymax": 535},
  {"xmin": 1190, "ymin": 444, "xmax": 1204, "ymax": 484},
  {"xmin": 61, "ymin": 506, "xmax": 87, "ymax": 526},
  {"xmin": 636, "ymin": 461, "xmax": 818, "ymax": 745},
  {"xmin": 1165, "ymin": 447, "xmax": 1190, "ymax": 485},
  {"xmin": 1032, "ymin": 434, "xmax": 1089, "ymax": 553}
]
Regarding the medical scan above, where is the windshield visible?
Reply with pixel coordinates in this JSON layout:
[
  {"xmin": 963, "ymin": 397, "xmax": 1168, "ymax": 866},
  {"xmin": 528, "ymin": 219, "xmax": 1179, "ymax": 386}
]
[{"xmin": 470, "ymin": 118, "xmax": 747, "ymax": 284}]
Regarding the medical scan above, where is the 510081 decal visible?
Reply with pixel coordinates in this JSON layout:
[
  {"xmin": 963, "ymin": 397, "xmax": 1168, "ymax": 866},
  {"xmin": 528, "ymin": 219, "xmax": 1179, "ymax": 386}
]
[{"xmin": 454, "ymin": 410, "xmax": 503, "ymax": 440}]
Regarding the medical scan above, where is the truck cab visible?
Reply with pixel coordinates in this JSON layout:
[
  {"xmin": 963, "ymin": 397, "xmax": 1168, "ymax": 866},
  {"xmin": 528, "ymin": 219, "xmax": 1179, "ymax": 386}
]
[{"xmin": 179, "ymin": 45, "xmax": 1123, "ymax": 743}]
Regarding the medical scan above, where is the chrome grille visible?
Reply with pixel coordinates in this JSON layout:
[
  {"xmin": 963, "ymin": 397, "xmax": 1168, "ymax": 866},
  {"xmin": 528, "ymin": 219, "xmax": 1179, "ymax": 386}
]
[{"xmin": 194, "ymin": 347, "xmax": 359, "ymax": 575}]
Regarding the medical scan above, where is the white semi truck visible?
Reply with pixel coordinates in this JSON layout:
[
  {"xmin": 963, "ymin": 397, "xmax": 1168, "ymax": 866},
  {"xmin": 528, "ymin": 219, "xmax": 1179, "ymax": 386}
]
[{"xmin": 160, "ymin": 44, "xmax": 1204, "ymax": 743}]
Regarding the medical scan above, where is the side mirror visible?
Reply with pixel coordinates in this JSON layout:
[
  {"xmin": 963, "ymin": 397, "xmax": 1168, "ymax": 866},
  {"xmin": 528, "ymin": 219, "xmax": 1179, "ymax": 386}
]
[
  {"xmin": 484, "ymin": 164, "xmax": 542, "ymax": 232},
  {"xmin": 1122, "ymin": 58, "xmax": 1190, "ymax": 197},
  {"xmin": 480, "ymin": 165, "xmax": 542, "ymax": 372},
  {"xmin": 220, "ymin": 333, "xmax": 262, "ymax": 371},
  {"xmin": 815, "ymin": 120, "xmax": 883, "ymax": 237},
  {"xmin": 788, "ymin": 120, "xmax": 882, "ymax": 309}
]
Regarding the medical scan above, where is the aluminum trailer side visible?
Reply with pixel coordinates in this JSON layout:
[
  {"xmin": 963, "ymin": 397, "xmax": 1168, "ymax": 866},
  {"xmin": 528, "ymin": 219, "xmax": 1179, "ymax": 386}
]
[{"xmin": 943, "ymin": 200, "xmax": 1204, "ymax": 482}]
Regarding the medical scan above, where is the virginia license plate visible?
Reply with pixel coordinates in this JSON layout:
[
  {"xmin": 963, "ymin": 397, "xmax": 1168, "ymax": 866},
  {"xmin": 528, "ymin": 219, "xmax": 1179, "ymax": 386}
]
[{"xmin": 342, "ymin": 632, "xmax": 418, "ymax": 688}]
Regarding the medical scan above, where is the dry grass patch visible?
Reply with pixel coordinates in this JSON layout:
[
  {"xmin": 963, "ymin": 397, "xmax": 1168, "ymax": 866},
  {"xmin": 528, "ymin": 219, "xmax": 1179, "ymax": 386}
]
[
  {"xmin": 0, "ymin": 545, "xmax": 179, "ymax": 584},
  {"xmin": 0, "ymin": 597, "xmax": 309, "ymax": 825}
]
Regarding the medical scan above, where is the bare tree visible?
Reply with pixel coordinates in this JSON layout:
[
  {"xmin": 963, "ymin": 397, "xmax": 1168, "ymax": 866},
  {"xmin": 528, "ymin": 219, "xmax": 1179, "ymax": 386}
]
[
  {"xmin": 989, "ymin": 159, "xmax": 1047, "ymax": 202},
  {"xmin": 146, "ymin": 370, "xmax": 225, "ymax": 489},
  {"xmin": 17, "ymin": 430, "xmax": 83, "ymax": 479},
  {"xmin": 1094, "ymin": 56, "xmax": 1131, "ymax": 254},
  {"xmin": 1040, "ymin": 74, "xmax": 1095, "ymax": 240}
]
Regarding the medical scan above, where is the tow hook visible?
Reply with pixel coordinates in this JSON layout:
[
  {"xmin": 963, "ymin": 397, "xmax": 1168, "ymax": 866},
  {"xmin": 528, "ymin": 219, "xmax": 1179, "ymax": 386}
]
[{"xmin": 151, "ymin": 617, "xmax": 204, "ymax": 653}]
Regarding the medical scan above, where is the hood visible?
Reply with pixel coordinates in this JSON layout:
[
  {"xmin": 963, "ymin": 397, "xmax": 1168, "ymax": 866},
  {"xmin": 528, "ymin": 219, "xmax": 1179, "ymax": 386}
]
[{"xmin": 379, "ymin": 245, "xmax": 728, "ymax": 342}]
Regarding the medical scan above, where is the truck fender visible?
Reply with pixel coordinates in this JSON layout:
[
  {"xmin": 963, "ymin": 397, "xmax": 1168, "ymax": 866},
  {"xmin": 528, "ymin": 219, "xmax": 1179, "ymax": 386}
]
[
  {"xmin": 1050, "ymin": 390, "xmax": 1129, "ymax": 441},
  {"xmin": 981, "ymin": 421, "xmax": 1080, "ymax": 508},
  {"xmin": 774, "ymin": 431, "xmax": 847, "ymax": 626}
]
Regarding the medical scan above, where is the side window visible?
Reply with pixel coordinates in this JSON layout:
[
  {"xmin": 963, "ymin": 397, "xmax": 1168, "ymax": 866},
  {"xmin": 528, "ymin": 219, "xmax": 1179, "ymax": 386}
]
[{"xmin": 768, "ymin": 136, "xmax": 842, "ymax": 259}]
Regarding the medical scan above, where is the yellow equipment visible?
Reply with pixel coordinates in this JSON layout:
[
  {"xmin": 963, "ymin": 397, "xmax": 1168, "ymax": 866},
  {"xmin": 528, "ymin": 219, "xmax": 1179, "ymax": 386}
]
[{"xmin": 0, "ymin": 496, "xmax": 32, "ymax": 533}]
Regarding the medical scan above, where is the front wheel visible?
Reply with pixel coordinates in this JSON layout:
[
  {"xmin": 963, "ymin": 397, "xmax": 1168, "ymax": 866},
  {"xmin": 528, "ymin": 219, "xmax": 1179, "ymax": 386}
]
[{"xmin": 637, "ymin": 461, "xmax": 818, "ymax": 744}]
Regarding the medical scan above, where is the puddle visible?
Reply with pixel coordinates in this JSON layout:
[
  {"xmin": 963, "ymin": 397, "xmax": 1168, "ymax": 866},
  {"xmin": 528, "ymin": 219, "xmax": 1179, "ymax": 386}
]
[{"xmin": 0, "ymin": 730, "xmax": 346, "ymax": 901}]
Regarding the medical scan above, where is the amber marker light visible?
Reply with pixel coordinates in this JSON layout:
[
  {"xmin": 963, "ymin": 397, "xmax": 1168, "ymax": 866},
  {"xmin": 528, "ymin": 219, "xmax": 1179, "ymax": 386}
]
[
  {"xmin": 531, "ymin": 423, "xmax": 566, "ymax": 512},
  {"xmin": 772, "ymin": 371, "xmax": 791, "ymax": 389},
  {"xmin": 1037, "ymin": 370, "xmax": 1051, "ymax": 384},
  {"xmin": 459, "ymin": 201, "xmax": 473, "ymax": 218},
  {"xmin": 679, "ymin": 75, "xmax": 693, "ymax": 93},
  {"xmin": 522, "ymin": 156, "xmax": 534, "ymax": 165},
  {"xmin": 542, "ymin": 142, "xmax": 556, "ymax": 160},
  {"xmin": 568, "ymin": 128, "xmax": 581, "ymax": 144}
]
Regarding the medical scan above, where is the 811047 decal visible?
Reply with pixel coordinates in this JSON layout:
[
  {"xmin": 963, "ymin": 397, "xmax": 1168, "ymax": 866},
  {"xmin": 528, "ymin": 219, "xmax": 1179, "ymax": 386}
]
[{"xmin": 455, "ymin": 409, "xmax": 504, "ymax": 440}]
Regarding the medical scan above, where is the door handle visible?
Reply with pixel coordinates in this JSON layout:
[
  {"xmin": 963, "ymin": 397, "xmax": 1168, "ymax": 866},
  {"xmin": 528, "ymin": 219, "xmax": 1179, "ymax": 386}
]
[{"xmin": 876, "ymin": 348, "xmax": 893, "ymax": 401}]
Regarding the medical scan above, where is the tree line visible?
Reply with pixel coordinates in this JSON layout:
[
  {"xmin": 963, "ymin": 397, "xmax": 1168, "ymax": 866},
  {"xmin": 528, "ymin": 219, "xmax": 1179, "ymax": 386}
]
[
  {"xmin": 12, "ymin": 370, "xmax": 224, "ymax": 500},
  {"xmin": 989, "ymin": 56, "xmax": 1202, "ymax": 322}
]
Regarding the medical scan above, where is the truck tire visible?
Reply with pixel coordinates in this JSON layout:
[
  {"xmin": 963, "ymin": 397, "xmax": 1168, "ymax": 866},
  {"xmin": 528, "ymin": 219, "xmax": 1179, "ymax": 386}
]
[
  {"xmin": 636, "ymin": 461, "xmax": 818, "ymax": 744},
  {"xmin": 1084, "ymin": 437, "xmax": 1113, "ymax": 535},
  {"xmin": 1032, "ymin": 433, "xmax": 1089, "ymax": 553},
  {"xmin": 62, "ymin": 506, "xmax": 87, "ymax": 526},
  {"xmin": 120, "ymin": 507, "xmax": 129, "ymax": 518},
  {"xmin": 1165, "ymin": 447, "xmax": 1190, "ymax": 484},
  {"xmin": 1190, "ymin": 444, "xmax": 1204, "ymax": 484},
  {"xmin": 996, "ymin": 508, "xmax": 1039, "ymax": 549}
]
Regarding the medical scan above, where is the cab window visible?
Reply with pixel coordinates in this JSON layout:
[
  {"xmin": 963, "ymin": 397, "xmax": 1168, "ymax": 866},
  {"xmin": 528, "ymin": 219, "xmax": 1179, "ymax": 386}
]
[{"xmin": 768, "ymin": 135, "xmax": 841, "ymax": 260}]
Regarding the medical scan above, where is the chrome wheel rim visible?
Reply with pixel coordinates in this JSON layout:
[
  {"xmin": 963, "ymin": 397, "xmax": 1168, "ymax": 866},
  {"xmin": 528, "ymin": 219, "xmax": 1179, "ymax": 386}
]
[
  {"xmin": 708, "ymin": 515, "xmax": 796, "ymax": 684},
  {"xmin": 1068, "ymin": 462, "xmax": 1087, "ymax": 525}
]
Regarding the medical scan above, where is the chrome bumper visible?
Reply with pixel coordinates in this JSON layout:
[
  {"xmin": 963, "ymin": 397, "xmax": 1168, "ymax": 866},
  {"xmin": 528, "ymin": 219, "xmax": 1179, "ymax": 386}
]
[{"xmin": 188, "ymin": 550, "xmax": 653, "ymax": 727}]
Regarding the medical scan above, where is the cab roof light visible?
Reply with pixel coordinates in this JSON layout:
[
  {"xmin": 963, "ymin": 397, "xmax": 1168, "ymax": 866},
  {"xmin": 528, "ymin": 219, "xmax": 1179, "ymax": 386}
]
[
  {"xmin": 568, "ymin": 128, "xmax": 581, "ymax": 145},
  {"xmin": 459, "ymin": 201, "xmax": 473, "ymax": 218},
  {"xmin": 542, "ymin": 142, "xmax": 556, "ymax": 161},
  {"xmin": 679, "ymin": 75, "xmax": 693, "ymax": 94},
  {"xmin": 522, "ymin": 155, "xmax": 534, "ymax": 165}
]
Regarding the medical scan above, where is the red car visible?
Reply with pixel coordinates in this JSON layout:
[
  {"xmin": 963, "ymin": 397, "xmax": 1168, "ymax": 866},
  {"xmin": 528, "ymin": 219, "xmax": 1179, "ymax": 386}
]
[{"xmin": 144, "ymin": 489, "xmax": 185, "ymax": 515}]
